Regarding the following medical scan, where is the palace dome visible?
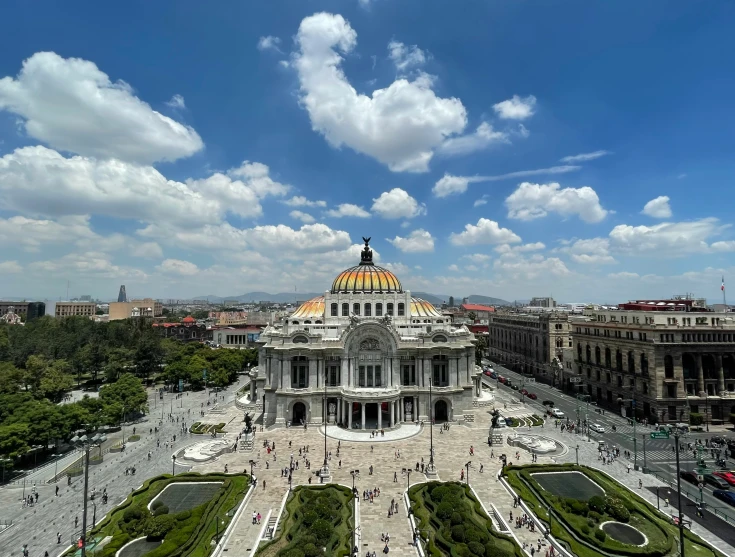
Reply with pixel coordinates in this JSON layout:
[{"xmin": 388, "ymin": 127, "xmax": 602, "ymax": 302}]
[{"xmin": 330, "ymin": 236, "xmax": 403, "ymax": 294}]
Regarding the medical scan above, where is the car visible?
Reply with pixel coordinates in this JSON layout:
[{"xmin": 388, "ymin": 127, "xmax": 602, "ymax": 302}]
[
  {"xmin": 714, "ymin": 471, "xmax": 735, "ymax": 486},
  {"xmin": 504, "ymin": 417, "xmax": 514, "ymax": 426},
  {"xmin": 542, "ymin": 400, "xmax": 555, "ymax": 407},
  {"xmin": 498, "ymin": 376, "xmax": 507, "ymax": 384},
  {"xmin": 551, "ymin": 408, "xmax": 565, "ymax": 418},
  {"xmin": 713, "ymin": 489, "xmax": 735, "ymax": 508},
  {"xmin": 521, "ymin": 389, "xmax": 529, "ymax": 395},
  {"xmin": 511, "ymin": 384, "xmax": 519, "ymax": 391},
  {"xmin": 484, "ymin": 370, "xmax": 493, "ymax": 376},
  {"xmin": 589, "ymin": 423, "xmax": 605, "ymax": 433},
  {"xmin": 679, "ymin": 470, "xmax": 699, "ymax": 485},
  {"xmin": 528, "ymin": 393, "xmax": 538, "ymax": 400},
  {"xmin": 704, "ymin": 474, "xmax": 730, "ymax": 490},
  {"xmin": 488, "ymin": 372, "xmax": 497, "ymax": 379}
]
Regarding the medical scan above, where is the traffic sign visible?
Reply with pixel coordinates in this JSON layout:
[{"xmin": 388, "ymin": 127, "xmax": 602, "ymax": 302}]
[
  {"xmin": 569, "ymin": 377, "xmax": 583, "ymax": 383},
  {"xmin": 650, "ymin": 431, "xmax": 670, "ymax": 439}
]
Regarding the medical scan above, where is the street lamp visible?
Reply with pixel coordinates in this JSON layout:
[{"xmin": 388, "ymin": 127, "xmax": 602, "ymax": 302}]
[
  {"xmin": 705, "ymin": 394, "xmax": 710, "ymax": 432},
  {"xmin": 575, "ymin": 445, "xmax": 579, "ymax": 466},
  {"xmin": 406, "ymin": 469, "xmax": 411, "ymax": 492},
  {"xmin": 70, "ymin": 433, "xmax": 106, "ymax": 557},
  {"xmin": 321, "ymin": 368, "xmax": 330, "ymax": 483},
  {"xmin": 51, "ymin": 453, "xmax": 62, "ymax": 483},
  {"xmin": 617, "ymin": 397, "xmax": 638, "ymax": 470},
  {"xmin": 673, "ymin": 431, "xmax": 687, "ymax": 557},
  {"xmin": 351, "ymin": 470, "xmax": 359, "ymax": 492},
  {"xmin": 465, "ymin": 461, "xmax": 471, "ymax": 485},
  {"xmin": 576, "ymin": 394, "xmax": 591, "ymax": 442},
  {"xmin": 656, "ymin": 486, "xmax": 671, "ymax": 511},
  {"xmin": 248, "ymin": 459, "xmax": 255, "ymax": 484},
  {"xmin": 172, "ymin": 455, "xmax": 176, "ymax": 476},
  {"xmin": 214, "ymin": 516, "xmax": 225, "ymax": 547},
  {"xmin": 426, "ymin": 377, "xmax": 437, "ymax": 478}
]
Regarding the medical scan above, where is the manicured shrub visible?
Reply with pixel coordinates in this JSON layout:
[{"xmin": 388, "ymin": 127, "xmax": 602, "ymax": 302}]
[
  {"xmin": 450, "ymin": 512, "xmax": 464, "ymax": 525},
  {"xmin": 468, "ymin": 541, "xmax": 485, "ymax": 556},
  {"xmin": 283, "ymin": 549, "xmax": 305, "ymax": 557},
  {"xmin": 174, "ymin": 510, "xmax": 191, "ymax": 521},
  {"xmin": 581, "ymin": 524, "xmax": 590, "ymax": 535},
  {"xmin": 604, "ymin": 497, "xmax": 630, "ymax": 522},
  {"xmin": 595, "ymin": 529, "xmax": 607, "ymax": 542},
  {"xmin": 151, "ymin": 500, "xmax": 163, "ymax": 510},
  {"xmin": 437, "ymin": 502, "xmax": 454, "ymax": 520},
  {"xmin": 588, "ymin": 495, "xmax": 606, "ymax": 514},
  {"xmin": 152, "ymin": 504, "xmax": 169, "ymax": 516},
  {"xmin": 310, "ymin": 518, "xmax": 334, "ymax": 545},
  {"xmin": 451, "ymin": 524, "xmax": 466, "ymax": 542},
  {"xmin": 144, "ymin": 514, "xmax": 176, "ymax": 539},
  {"xmin": 123, "ymin": 506, "xmax": 144, "ymax": 522},
  {"xmin": 303, "ymin": 543, "xmax": 321, "ymax": 557},
  {"xmin": 302, "ymin": 510, "xmax": 318, "ymax": 526},
  {"xmin": 454, "ymin": 543, "xmax": 471, "ymax": 557},
  {"xmin": 431, "ymin": 486, "xmax": 449, "ymax": 502},
  {"xmin": 465, "ymin": 527, "xmax": 484, "ymax": 544},
  {"xmin": 689, "ymin": 413, "xmax": 704, "ymax": 426}
]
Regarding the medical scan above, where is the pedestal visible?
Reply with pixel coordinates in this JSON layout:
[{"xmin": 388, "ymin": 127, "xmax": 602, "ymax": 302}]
[
  {"xmin": 319, "ymin": 464, "xmax": 332, "ymax": 483},
  {"xmin": 424, "ymin": 462, "xmax": 439, "ymax": 479},
  {"xmin": 328, "ymin": 413, "xmax": 336, "ymax": 424},
  {"xmin": 405, "ymin": 413, "xmax": 413, "ymax": 422}
]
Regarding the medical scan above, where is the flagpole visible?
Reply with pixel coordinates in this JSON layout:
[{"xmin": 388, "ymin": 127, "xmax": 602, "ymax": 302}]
[{"xmin": 724, "ymin": 276, "xmax": 728, "ymax": 310}]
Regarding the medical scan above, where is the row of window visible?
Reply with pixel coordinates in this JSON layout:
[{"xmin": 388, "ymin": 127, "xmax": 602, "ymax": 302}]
[
  {"xmin": 330, "ymin": 302, "xmax": 405, "ymax": 317},
  {"xmin": 578, "ymin": 344, "xmax": 649, "ymax": 374}
]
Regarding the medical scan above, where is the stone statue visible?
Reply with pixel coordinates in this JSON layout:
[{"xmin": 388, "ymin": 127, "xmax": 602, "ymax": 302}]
[
  {"xmin": 491, "ymin": 410, "xmax": 500, "ymax": 429},
  {"xmin": 349, "ymin": 313, "xmax": 360, "ymax": 327},
  {"xmin": 359, "ymin": 338, "xmax": 380, "ymax": 351},
  {"xmin": 360, "ymin": 237, "xmax": 373, "ymax": 263},
  {"xmin": 328, "ymin": 403, "xmax": 336, "ymax": 414},
  {"xmin": 405, "ymin": 401, "xmax": 412, "ymax": 413},
  {"xmin": 243, "ymin": 412, "xmax": 253, "ymax": 435},
  {"xmin": 381, "ymin": 313, "xmax": 392, "ymax": 326}
]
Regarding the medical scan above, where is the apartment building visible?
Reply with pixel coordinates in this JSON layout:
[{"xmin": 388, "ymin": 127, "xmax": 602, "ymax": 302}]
[
  {"xmin": 55, "ymin": 301, "xmax": 97, "ymax": 318},
  {"xmin": 570, "ymin": 300, "xmax": 735, "ymax": 425},
  {"xmin": 108, "ymin": 298, "xmax": 163, "ymax": 320},
  {"xmin": 487, "ymin": 312, "xmax": 572, "ymax": 385}
]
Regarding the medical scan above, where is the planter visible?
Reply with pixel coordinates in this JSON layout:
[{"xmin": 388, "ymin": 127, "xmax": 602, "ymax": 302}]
[
  {"xmin": 67, "ymin": 468, "xmax": 83, "ymax": 477},
  {"xmin": 89, "ymin": 457, "xmax": 103, "ymax": 466},
  {"xmin": 127, "ymin": 435, "xmax": 141, "ymax": 442}
]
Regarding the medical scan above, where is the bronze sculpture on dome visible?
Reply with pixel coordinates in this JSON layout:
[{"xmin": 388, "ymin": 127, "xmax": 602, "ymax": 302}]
[{"xmin": 360, "ymin": 236, "xmax": 373, "ymax": 264}]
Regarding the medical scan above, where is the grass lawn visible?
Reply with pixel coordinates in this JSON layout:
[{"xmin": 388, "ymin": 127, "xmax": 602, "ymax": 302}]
[
  {"xmin": 256, "ymin": 485, "xmax": 354, "ymax": 557},
  {"xmin": 409, "ymin": 481, "xmax": 523, "ymax": 557},
  {"xmin": 505, "ymin": 463, "xmax": 724, "ymax": 557},
  {"xmin": 68, "ymin": 472, "xmax": 248, "ymax": 557},
  {"xmin": 190, "ymin": 422, "xmax": 227, "ymax": 435}
]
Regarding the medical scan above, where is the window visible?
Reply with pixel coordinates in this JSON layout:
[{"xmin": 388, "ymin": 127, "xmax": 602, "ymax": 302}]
[
  {"xmin": 605, "ymin": 348, "xmax": 611, "ymax": 369},
  {"xmin": 402, "ymin": 363, "xmax": 416, "ymax": 385},
  {"xmin": 627, "ymin": 351, "xmax": 635, "ymax": 374},
  {"xmin": 293, "ymin": 335, "xmax": 308, "ymax": 343},
  {"xmin": 328, "ymin": 364, "xmax": 340, "ymax": 386},
  {"xmin": 387, "ymin": 303, "xmax": 394, "ymax": 316},
  {"xmin": 667, "ymin": 384, "xmax": 677, "ymax": 398},
  {"xmin": 432, "ymin": 355, "xmax": 448, "ymax": 386},
  {"xmin": 364, "ymin": 303, "xmax": 372, "ymax": 317},
  {"xmin": 359, "ymin": 365, "xmax": 382, "ymax": 387},
  {"xmin": 577, "ymin": 343, "xmax": 582, "ymax": 360},
  {"xmin": 586, "ymin": 344, "xmax": 591, "ymax": 363},
  {"xmin": 330, "ymin": 303, "xmax": 338, "ymax": 317},
  {"xmin": 376, "ymin": 303, "xmax": 383, "ymax": 317},
  {"xmin": 640, "ymin": 353, "xmax": 649, "ymax": 375},
  {"xmin": 433, "ymin": 335, "xmax": 448, "ymax": 343},
  {"xmin": 353, "ymin": 303, "xmax": 361, "ymax": 315},
  {"xmin": 616, "ymin": 350, "xmax": 623, "ymax": 372},
  {"xmin": 398, "ymin": 302, "xmax": 405, "ymax": 316},
  {"xmin": 342, "ymin": 303, "xmax": 349, "ymax": 316},
  {"xmin": 664, "ymin": 355, "xmax": 674, "ymax": 379},
  {"xmin": 595, "ymin": 346, "xmax": 601, "ymax": 365},
  {"xmin": 291, "ymin": 356, "xmax": 308, "ymax": 388}
]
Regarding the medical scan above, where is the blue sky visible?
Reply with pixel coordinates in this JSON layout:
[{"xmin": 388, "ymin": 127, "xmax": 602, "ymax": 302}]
[{"xmin": 1, "ymin": 0, "xmax": 734, "ymax": 303}]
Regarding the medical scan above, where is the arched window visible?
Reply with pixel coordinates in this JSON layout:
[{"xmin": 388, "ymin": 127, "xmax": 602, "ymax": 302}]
[
  {"xmin": 341, "ymin": 303, "xmax": 349, "ymax": 316},
  {"xmin": 353, "ymin": 303, "xmax": 361, "ymax": 315},
  {"xmin": 376, "ymin": 303, "xmax": 383, "ymax": 316},
  {"xmin": 330, "ymin": 303, "xmax": 338, "ymax": 317},
  {"xmin": 605, "ymin": 347, "xmax": 611, "ymax": 369},
  {"xmin": 292, "ymin": 336, "xmax": 308, "ymax": 343},
  {"xmin": 432, "ymin": 355, "xmax": 448, "ymax": 386},
  {"xmin": 433, "ymin": 335, "xmax": 448, "ymax": 343},
  {"xmin": 627, "ymin": 351, "xmax": 636, "ymax": 373},
  {"xmin": 585, "ymin": 345, "xmax": 591, "ymax": 363},
  {"xmin": 640, "ymin": 353, "xmax": 648, "ymax": 375},
  {"xmin": 556, "ymin": 338, "xmax": 563, "ymax": 348},
  {"xmin": 397, "ymin": 302, "xmax": 405, "ymax": 316},
  {"xmin": 292, "ymin": 321, "xmax": 299, "ymax": 325},
  {"xmin": 364, "ymin": 303, "xmax": 372, "ymax": 317},
  {"xmin": 291, "ymin": 356, "xmax": 308, "ymax": 388},
  {"xmin": 387, "ymin": 303, "xmax": 394, "ymax": 316},
  {"xmin": 616, "ymin": 350, "xmax": 623, "ymax": 371},
  {"xmin": 595, "ymin": 346, "xmax": 601, "ymax": 365},
  {"xmin": 304, "ymin": 320, "xmax": 312, "ymax": 324}
]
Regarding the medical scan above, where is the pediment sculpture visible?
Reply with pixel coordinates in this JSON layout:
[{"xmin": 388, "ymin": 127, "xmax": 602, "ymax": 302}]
[{"xmin": 359, "ymin": 338, "xmax": 380, "ymax": 351}]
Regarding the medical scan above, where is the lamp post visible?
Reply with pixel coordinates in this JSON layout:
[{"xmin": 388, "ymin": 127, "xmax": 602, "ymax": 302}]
[
  {"xmin": 618, "ymin": 397, "xmax": 638, "ymax": 470},
  {"xmin": 705, "ymin": 394, "xmax": 710, "ymax": 432},
  {"xmin": 248, "ymin": 459, "xmax": 255, "ymax": 484},
  {"xmin": 576, "ymin": 394, "xmax": 591, "ymax": 442},
  {"xmin": 426, "ymin": 377, "xmax": 437, "ymax": 478},
  {"xmin": 70, "ymin": 433, "xmax": 106, "ymax": 557},
  {"xmin": 351, "ymin": 470, "xmax": 359, "ymax": 492},
  {"xmin": 465, "ymin": 461, "xmax": 471, "ymax": 485},
  {"xmin": 321, "ymin": 367, "xmax": 330, "ymax": 483},
  {"xmin": 656, "ymin": 486, "xmax": 671, "ymax": 511},
  {"xmin": 214, "ymin": 516, "xmax": 225, "ymax": 547},
  {"xmin": 674, "ymin": 431, "xmax": 686, "ymax": 557},
  {"xmin": 52, "ymin": 453, "xmax": 62, "ymax": 483},
  {"xmin": 575, "ymin": 445, "xmax": 579, "ymax": 466},
  {"xmin": 406, "ymin": 469, "xmax": 411, "ymax": 492},
  {"xmin": 172, "ymin": 455, "xmax": 176, "ymax": 476},
  {"xmin": 121, "ymin": 404, "xmax": 127, "ymax": 444}
]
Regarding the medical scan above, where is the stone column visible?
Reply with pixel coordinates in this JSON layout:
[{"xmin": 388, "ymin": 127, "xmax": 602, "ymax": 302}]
[
  {"xmin": 348, "ymin": 402, "xmax": 353, "ymax": 429},
  {"xmin": 696, "ymin": 353, "xmax": 705, "ymax": 395},
  {"xmin": 361, "ymin": 403, "xmax": 366, "ymax": 430},
  {"xmin": 717, "ymin": 354, "xmax": 725, "ymax": 394},
  {"xmin": 391, "ymin": 400, "xmax": 395, "ymax": 427},
  {"xmin": 378, "ymin": 403, "xmax": 382, "ymax": 429}
]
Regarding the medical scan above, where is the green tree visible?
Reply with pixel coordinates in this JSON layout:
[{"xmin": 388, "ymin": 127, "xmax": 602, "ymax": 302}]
[
  {"xmin": 210, "ymin": 367, "xmax": 230, "ymax": 389},
  {"xmin": 0, "ymin": 326, "xmax": 10, "ymax": 361},
  {"xmin": 24, "ymin": 354, "xmax": 48, "ymax": 393},
  {"xmin": 40, "ymin": 359, "xmax": 74, "ymax": 402},
  {"xmin": 0, "ymin": 422, "xmax": 30, "ymax": 459},
  {"xmin": 474, "ymin": 335, "xmax": 488, "ymax": 365},
  {"xmin": 0, "ymin": 362, "xmax": 23, "ymax": 394},
  {"xmin": 134, "ymin": 334, "xmax": 162, "ymax": 383},
  {"xmin": 99, "ymin": 373, "xmax": 148, "ymax": 422},
  {"xmin": 187, "ymin": 355, "xmax": 208, "ymax": 389},
  {"xmin": 79, "ymin": 342, "xmax": 107, "ymax": 383}
]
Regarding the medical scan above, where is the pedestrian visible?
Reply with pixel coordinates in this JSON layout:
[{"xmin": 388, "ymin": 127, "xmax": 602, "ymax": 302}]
[
  {"xmin": 56, "ymin": 485, "xmax": 59, "ymax": 496},
  {"xmin": 57, "ymin": 532, "xmax": 61, "ymax": 544}
]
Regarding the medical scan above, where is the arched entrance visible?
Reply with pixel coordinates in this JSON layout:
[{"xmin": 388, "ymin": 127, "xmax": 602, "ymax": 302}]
[
  {"xmin": 434, "ymin": 400, "xmax": 448, "ymax": 422},
  {"xmin": 292, "ymin": 402, "xmax": 306, "ymax": 425}
]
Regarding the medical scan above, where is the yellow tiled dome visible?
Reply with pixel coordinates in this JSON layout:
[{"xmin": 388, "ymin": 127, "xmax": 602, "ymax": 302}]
[
  {"xmin": 410, "ymin": 298, "xmax": 442, "ymax": 318},
  {"xmin": 331, "ymin": 265, "xmax": 402, "ymax": 293},
  {"xmin": 291, "ymin": 296, "xmax": 325, "ymax": 319}
]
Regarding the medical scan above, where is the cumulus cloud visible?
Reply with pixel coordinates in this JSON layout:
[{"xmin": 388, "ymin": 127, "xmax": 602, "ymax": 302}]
[
  {"xmin": 609, "ymin": 218, "xmax": 729, "ymax": 256},
  {"xmin": 0, "ymin": 52, "xmax": 203, "ymax": 164},
  {"xmin": 641, "ymin": 195, "xmax": 672, "ymax": 219},
  {"xmin": 371, "ymin": 188, "xmax": 426, "ymax": 219},
  {"xmin": 387, "ymin": 229, "xmax": 434, "ymax": 252},
  {"xmin": 257, "ymin": 36, "xmax": 282, "ymax": 52},
  {"xmin": 492, "ymin": 95, "xmax": 536, "ymax": 120},
  {"xmin": 432, "ymin": 166, "xmax": 580, "ymax": 198},
  {"xmin": 494, "ymin": 252, "xmax": 570, "ymax": 279},
  {"xmin": 473, "ymin": 196, "xmax": 488, "ymax": 208},
  {"xmin": 283, "ymin": 196, "xmax": 327, "ymax": 208},
  {"xmin": 387, "ymin": 40, "xmax": 427, "ymax": 71},
  {"xmin": 437, "ymin": 122, "xmax": 509, "ymax": 157},
  {"xmin": 293, "ymin": 13, "xmax": 467, "ymax": 172},
  {"xmin": 165, "ymin": 94, "xmax": 186, "ymax": 109},
  {"xmin": 325, "ymin": 203, "xmax": 371, "ymax": 218},
  {"xmin": 157, "ymin": 259, "xmax": 200, "ymax": 276},
  {"xmin": 462, "ymin": 253, "xmax": 491, "ymax": 263},
  {"xmin": 449, "ymin": 218, "xmax": 521, "ymax": 246},
  {"xmin": 495, "ymin": 242, "xmax": 546, "ymax": 254},
  {"xmin": 560, "ymin": 150, "xmax": 611, "ymax": 163},
  {"xmin": 0, "ymin": 261, "xmax": 22, "ymax": 273},
  {"xmin": 290, "ymin": 210, "xmax": 315, "ymax": 223},
  {"xmin": 558, "ymin": 237, "xmax": 616, "ymax": 264},
  {"xmin": 505, "ymin": 182, "xmax": 608, "ymax": 223},
  {"xmin": 29, "ymin": 251, "xmax": 147, "ymax": 279},
  {"xmin": 448, "ymin": 264, "xmax": 460, "ymax": 272}
]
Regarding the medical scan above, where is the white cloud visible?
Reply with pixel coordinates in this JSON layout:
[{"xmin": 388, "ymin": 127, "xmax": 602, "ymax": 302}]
[
  {"xmin": 387, "ymin": 40, "xmax": 427, "ymax": 71},
  {"xmin": 387, "ymin": 229, "xmax": 434, "ymax": 252},
  {"xmin": 0, "ymin": 52, "xmax": 203, "ymax": 164},
  {"xmin": 449, "ymin": 218, "xmax": 521, "ymax": 246},
  {"xmin": 243, "ymin": 223, "xmax": 352, "ymax": 253},
  {"xmin": 257, "ymin": 36, "xmax": 282, "ymax": 52},
  {"xmin": 495, "ymin": 242, "xmax": 546, "ymax": 254},
  {"xmin": 494, "ymin": 252, "xmax": 570, "ymax": 279},
  {"xmin": 293, "ymin": 13, "xmax": 467, "ymax": 172},
  {"xmin": 29, "ymin": 251, "xmax": 147, "ymax": 279},
  {"xmin": 558, "ymin": 238, "xmax": 616, "ymax": 264},
  {"xmin": 284, "ymin": 196, "xmax": 327, "ymax": 208},
  {"xmin": 711, "ymin": 241, "xmax": 735, "ymax": 252},
  {"xmin": 448, "ymin": 264, "xmax": 460, "ymax": 272},
  {"xmin": 0, "ymin": 146, "xmax": 288, "ymax": 226},
  {"xmin": 608, "ymin": 271, "xmax": 639, "ymax": 280},
  {"xmin": 0, "ymin": 261, "xmax": 22, "ymax": 273},
  {"xmin": 0, "ymin": 214, "xmax": 96, "ymax": 252},
  {"xmin": 505, "ymin": 182, "xmax": 608, "ymax": 223},
  {"xmin": 462, "ymin": 253, "xmax": 491, "ymax": 263},
  {"xmin": 290, "ymin": 210, "xmax": 316, "ymax": 223},
  {"xmin": 371, "ymin": 188, "xmax": 426, "ymax": 219},
  {"xmin": 492, "ymin": 95, "xmax": 536, "ymax": 120},
  {"xmin": 559, "ymin": 150, "xmax": 611, "ymax": 163},
  {"xmin": 437, "ymin": 122, "xmax": 509, "ymax": 157},
  {"xmin": 473, "ymin": 196, "xmax": 488, "ymax": 208},
  {"xmin": 432, "ymin": 165, "xmax": 580, "ymax": 198},
  {"xmin": 641, "ymin": 195, "xmax": 672, "ymax": 219},
  {"xmin": 609, "ymin": 218, "xmax": 729, "ymax": 256},
  {"xmin": 131, "ymin": 242, "xmax": 163, "ymax": 259},
  {"xmin": 165, "ymin": 94, "xmax": 186, "ymax": 109},
  {"xmin": 325, "ymin": 203, "xmax": 371, "ymax": 218},
  {"xmin": 157, "ymin": 259, "xmax": 200, "ymax": 276}
]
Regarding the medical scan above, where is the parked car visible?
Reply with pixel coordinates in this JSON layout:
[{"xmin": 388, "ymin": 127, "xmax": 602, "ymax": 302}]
[
  {"xmin": 498, "ymin": 376, "xmax": 507, "ymax": 384},
  {"xmin": 484, "ymin": 370, "xmax": 493, "ymax": 376},
  {"xmin": 542, "ymin": 400, "xmax": 555, "ymax": 407},
  {"xmin": 510, "ymin": 383, "xmax": 519, "ymax": 390},
  {"xmin": 713, "ymin": 489, "xmax": 735, "ymax": 508},
  {"xmin": 589, "ymin": 423, "xmax": 605, "ymax": 433},
  {"xmin": 528, "ymin": 393, "xmax": 538, "ymax": 400},
  {"xmin": 551, "ymin": 408, "xmax": 565, "ymax": 418},
  {"xmin": 521, "ymin": 389, "xmax": 529, "ymax": 395},
  {"xmin": 679, "ymin": 470, "xmax": 699, "ymax": 485},
  {"xmin": 714, "ymin": 471, "xmax": 735, "ymax": 486},
  {"xmin": 704, "ymin": 474, "xmax": 730, "ymax": 490},
  {"xmin": 489, "ymin": 372, "xmax": 497, "ymax": 379}
]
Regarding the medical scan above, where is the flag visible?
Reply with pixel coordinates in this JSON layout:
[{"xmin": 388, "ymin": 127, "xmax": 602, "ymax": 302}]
[{"xmin": 723, "ymin": 276, "xmax": 726, "ymax": 292}]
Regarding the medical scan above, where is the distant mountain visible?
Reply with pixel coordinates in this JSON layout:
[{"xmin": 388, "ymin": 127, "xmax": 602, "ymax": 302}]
[
  {"xmin": 467, "ymin": 295, "xmax": 512, "ymax": 306},
  {"xmin": 411, "ymin": 292, "xmax": 447, "ymax": 305},
  {"xmin": 193, "ymin": 291, "xmax": 512, "ymax": 306}
]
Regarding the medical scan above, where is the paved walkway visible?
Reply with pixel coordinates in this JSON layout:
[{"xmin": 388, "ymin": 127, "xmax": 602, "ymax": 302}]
[{"xmin": 321, "ymin": 424, "xmax": 422, "ymax": 442}]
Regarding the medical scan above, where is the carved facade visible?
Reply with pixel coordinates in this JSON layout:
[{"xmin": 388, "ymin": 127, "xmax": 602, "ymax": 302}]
[{"xmin": 250, "ymin": 240, "xmax": 482, "ymax": 429}]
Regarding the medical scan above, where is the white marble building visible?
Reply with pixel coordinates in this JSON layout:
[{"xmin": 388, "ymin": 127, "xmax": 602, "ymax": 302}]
[{"xmin": 251, "ymin": 239, "xmax": 483, "ymax": 429}]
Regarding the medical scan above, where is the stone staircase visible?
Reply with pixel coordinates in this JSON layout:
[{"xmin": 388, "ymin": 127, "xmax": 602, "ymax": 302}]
[{"xmin": 265, "ymin": 514, "xmax": 278, "ymax": 539}]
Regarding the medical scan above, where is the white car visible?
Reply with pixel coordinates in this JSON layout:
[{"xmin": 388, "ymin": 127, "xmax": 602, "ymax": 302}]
[
  {"xmin": 589, "ymin": 423, "xmax": 605, "ymax": 433},
  {"xmin": 551, "ymin": 408, "xmax": 565, "ymax": 418}
]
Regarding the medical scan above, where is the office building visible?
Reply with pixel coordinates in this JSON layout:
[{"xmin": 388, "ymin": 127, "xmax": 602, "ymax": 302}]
[
  {"xmin": 55, "ymin": 302, "xmax": 97, "ymax": 318},
  {"xmin": 109, "ymin": 298, "xmax": 163, "ymax": 320}
]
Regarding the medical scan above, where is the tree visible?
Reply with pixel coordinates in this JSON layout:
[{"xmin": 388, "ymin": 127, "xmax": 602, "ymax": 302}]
[
  {"xmin": 210, "ymin": 367, "xmax": 230, "ymax": 389},
  {"xmin": 186, "ymin": 355, "xmax": 208, "ymax": 389},
  {"xmin": 40, "ymin": 359, "xmax": 74, "ymax": 402},
  {"xmin": 474, "ymin": 335, "xmax": 488, "ymax": 365},
  {"xmin": 0, "ymin": 422, "xmax": 30, "ymax": 459},
  {"xmin": 134, "ymin": 334, "xmax": 162, "ymax": 383},
  {"xmin": 0, "ymin": 362, "xmax": 23, "ymax": 394},
  {"xmin": 23, "ymin": 354, "xmax": 48, "ymax": 393},
  {"xmin": 78, "ymin": 342, "xmax": 107, "ymax": 383},
  {"xmin": 99, "ymin": 372, "xmax": 148, "ymax": 419},
  {"xmin": 467, "ymin": 311, "xmax": 477, "ymax": 323}
]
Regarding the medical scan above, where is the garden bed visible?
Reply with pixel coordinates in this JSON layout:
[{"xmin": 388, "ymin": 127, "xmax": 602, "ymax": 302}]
[
  {"xmin": 255, "ymin": 485, "xmax": 354, "ymax": 557},
  {"xmin": 190, "ymin": 422, "xmax": 227, "ymax": 435},
  {"xmin": 127, "ymin": 435, "xmax": 141, "ymax": 442},
  {"xmin": 64, "ymin": 472, "xmax": 249, "ymax": 557},
  {"xmin": 504, "ymin": 463, "xmax": 723, "ymax": 557},
  {"xmin": 408, "ymin": 481, "xmax": 522, "ymax": 557}
]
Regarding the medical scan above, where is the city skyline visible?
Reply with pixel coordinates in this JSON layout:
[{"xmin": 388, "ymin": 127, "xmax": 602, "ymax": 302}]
[{"xmin": 1, "ymin": 1, "xmax": 734, "ymax": 303}]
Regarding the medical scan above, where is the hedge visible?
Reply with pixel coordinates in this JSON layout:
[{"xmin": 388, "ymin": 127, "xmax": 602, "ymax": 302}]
[{"xmin": 190, "ymin": 422, "xmax": 227, "ymax": 435}]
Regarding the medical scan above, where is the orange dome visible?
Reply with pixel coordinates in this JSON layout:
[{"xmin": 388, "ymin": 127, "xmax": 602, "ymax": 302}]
[{"xmin": 331, "ymin": 265, "xmax": 402, "ymax": 293}]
